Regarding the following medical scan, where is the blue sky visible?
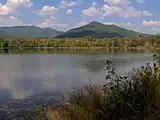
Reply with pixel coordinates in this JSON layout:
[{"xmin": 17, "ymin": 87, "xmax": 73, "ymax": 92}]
[{"xmin": 0, "ymin": 0, "xmax": 159, "ymax": 34}]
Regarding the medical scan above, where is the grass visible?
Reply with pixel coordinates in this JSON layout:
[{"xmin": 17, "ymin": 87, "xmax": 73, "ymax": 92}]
[
  {"xmin": 55, "ymin": 54, "xmax": 160, "ymax": 120},
  {"xmin": 3, "ymin": 55, "xmax": 160, "ymax": 120}
]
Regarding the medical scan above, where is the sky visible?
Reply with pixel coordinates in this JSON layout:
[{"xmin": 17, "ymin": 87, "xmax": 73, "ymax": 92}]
[{"xmin": 0, "ymin": 0, "xmax": 159, "ymax": 34}]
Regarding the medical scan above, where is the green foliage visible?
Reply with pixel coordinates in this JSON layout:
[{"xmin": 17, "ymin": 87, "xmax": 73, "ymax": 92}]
[
  {"xmin": 56, "ymin": 21, "xmax": 147, "ymax": 38},
  {"xmin": 0, "ymin": 35, "xmax": 159, "ymax": 52},
  {"xmin": 57, "ymin": 55, "xmax": 160, "ymax": 120},
  {"xmin": 0, "ymin": 22, "xmax": 151, "ymax": 39},
  {"xmin": 3, "ymin": 54, "xmax": 160, "ymax": 120}
]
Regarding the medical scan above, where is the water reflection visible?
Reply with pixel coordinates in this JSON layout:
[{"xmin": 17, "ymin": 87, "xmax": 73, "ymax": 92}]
[
  {"xmin": 80, "ymin": 58, "xmax": 130, "ymax": 72},
  {"xmin": 0, "ymin": 53, "xmax": 153, "ymax": 111},
  {"xmin": 13, "ymin": 55, "xmax": 46, "ymax": 99}
]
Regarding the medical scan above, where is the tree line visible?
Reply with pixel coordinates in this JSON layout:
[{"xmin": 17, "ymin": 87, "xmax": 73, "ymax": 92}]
[{"xmin": 0, "ymin": 34, "xmax": 160, "ymax": 50}]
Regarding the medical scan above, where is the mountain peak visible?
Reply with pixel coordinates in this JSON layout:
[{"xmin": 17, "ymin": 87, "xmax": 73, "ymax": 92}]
[
  {"xmin": 56, "ymin": 21, "xmax": 145, "ymax": 38},
  {"xmin": 87, "ymin": 21, "xmax": 118, "ymax": 28},
  {"xmin": 89, "ymin": 21, "xmax": 102, "ymax": 25}
]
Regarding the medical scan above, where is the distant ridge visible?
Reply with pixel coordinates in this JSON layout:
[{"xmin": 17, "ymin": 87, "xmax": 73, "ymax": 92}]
[
  {"xmin": 56, "ymin": 21, "xmax": 147, "ymax": 38},
  {"xmin": 0, "ymin": 22, "xmax": 149, "ymax": 38},
  {"xmin": 0, "ymin": 26, "xmax": 64, "ymax": 38}
]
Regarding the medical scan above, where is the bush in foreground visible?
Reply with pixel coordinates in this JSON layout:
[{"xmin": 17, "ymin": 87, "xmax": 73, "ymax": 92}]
[
  {"xmin": 57, "ymin": 55, "xmax": 160, "ymax": 120},
  {"xmin": 6, "ymin": 55, "xmax": 160, "ymax": 120}
]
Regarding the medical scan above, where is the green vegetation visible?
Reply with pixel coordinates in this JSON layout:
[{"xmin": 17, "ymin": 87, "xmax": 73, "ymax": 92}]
[
  {"xmin": 56, "ymin": 21, "xmax": 147, "ymax": 38},
  {"xmin": 0, "ymin": 22, "xmax": 159, "ymax": 119},
  {"xmin": 0, "ymin": 21, "xmax": 150, "ymax": 39},
  {"xmin": 0, "ymin": 26, "xmax": 63, "ymax": 38},
  {"xmin": 0, "ymin": 34, "xmax": 159, "ymax": 53},
  {"xmin": 61, "ymin": 55, "xmax": 160, "ymax": 120},
  {"xmin": 0, "ymin": 21, "xmax": 155, "ymax": 54},
  {"xmin": 4, "ymin": 54, "xmax": 160, "ymax": 120}
]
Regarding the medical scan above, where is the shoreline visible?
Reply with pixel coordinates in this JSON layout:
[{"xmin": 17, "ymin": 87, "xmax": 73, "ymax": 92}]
[{"xmin": 0, "ymin": 47, "xmax": 159, "ymax": 54}]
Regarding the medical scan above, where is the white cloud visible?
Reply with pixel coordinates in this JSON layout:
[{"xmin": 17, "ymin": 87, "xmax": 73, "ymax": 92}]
[
  {"xmin": 102, "ymin": 2, "xmax": 152, "ymax": 17},
  {"xmin": 38, "ymin": 5, "xmax": 57, "ymax": 16},
  {"xmin": 82, "ymin": 0, "xmax": 152, "ymax": 18},
  {"xmin": 117, "ymin": 7, "xmax": 152, "ymax": 17},
  {"xmin": 7, "ymin": 0, "xmax": 33, "ymax": 8},
  {"xmin": 142, "ymin": 10, "xmax": 152, "ymax": 16},
  {"xmin": 152, "ymin": 27, "xmax": 160, "ymax": 32},
  {"xmin": 104, "ymin": 0, "xmax": 132, "ymax": 6},
  {"xmin": 0, "ymin": 3, "xmax": 13, "ymax": 15},
  {"xmin": 0, "ymin": 0, "xmax": 33, "ymax": 15},
  {"xmin": 60, "ymin": 0, "xmax": 83, "ymax": 8},
  {"xmin": 42, "ymin": 6, "xmax": 57, "ymax": 12},
  {"xmin": 136, "ymin": 0, "xmax": 146, "ymax": 3},
  {"xmin": 142, "ymin": 20, "xmax": 160, "ymax": 26},
  {"xmin": 102, "ymin": 4, "xmax": 122, "ymax": 16},
  {"xmin": 38, "ymin": 16, "xmax": 68, "ymax": 30},
  {"xmin": 0, "ymin": 16, "xmax": 24, "ymax": 26},
  {"xmin": 66, "ymin": 9, "xmax": 72, "ymax": 15},
  {"xmin": 82, "ymin": 6, "xmax": 102, "ymax": 17},
  {"xmin": 104, "ymin": 22, "xmax": 119, "ymax": 26}
]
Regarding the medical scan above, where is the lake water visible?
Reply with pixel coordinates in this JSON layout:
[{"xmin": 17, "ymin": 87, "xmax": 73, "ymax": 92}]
[{"xmin": 0, "ymin": 52, "xmax": 154, "ymax": 110}]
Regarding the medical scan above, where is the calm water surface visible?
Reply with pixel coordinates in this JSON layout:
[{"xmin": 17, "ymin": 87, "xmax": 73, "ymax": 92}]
[{"xmin": 0, "ymin": 53, "xmax": 153, "ymax": 109}]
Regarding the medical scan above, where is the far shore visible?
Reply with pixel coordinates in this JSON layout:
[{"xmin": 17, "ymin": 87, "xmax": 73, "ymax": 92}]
[{"xmin": 0, "ymin": 46, "xmax": 159, "ymax": 54}]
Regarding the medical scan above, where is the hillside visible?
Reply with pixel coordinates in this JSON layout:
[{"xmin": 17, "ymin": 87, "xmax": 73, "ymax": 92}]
[
  {"xmin": 0, "ymin": 26, "xmax": 64, "ymax": 38},
  {"xmin": 56, "ymin": 21, "xmax": 146, "ymax": 38}
]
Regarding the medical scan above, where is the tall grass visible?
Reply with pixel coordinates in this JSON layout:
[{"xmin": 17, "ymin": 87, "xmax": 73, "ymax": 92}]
[
  {"xmin": 5, "ymin": 55, "xmax": 160, "ymax": 120},
  {"xmin": 58, "ymin": 54, "xmax": 160, "ymax": 120}
]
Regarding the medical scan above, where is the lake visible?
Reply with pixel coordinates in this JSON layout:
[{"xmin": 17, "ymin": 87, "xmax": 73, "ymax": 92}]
[{"xmin": 0, "ymin": 52, "xmax": 154, "ymax": 110}]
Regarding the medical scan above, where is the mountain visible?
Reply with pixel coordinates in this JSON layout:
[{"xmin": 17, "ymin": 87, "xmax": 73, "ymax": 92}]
[
  {"xmin": 0, "ymin": 22, "xmax": 148, "ymax": 39},
  {"xmin": 56, "ymin": 21, "xmax": 146, "ymax": 38},
  {"xmin": 0, "ymin": 26, "xmax": 64, "ymax": 38}
]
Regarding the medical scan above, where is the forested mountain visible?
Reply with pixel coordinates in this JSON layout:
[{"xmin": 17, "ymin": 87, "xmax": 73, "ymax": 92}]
[
  {"xmin": 0, "ymin": 22, "xmax": 149, "ymax": 38},
  {"xmin": 56, "ymin": 21, "xmax": 147, "ymax": 38}
]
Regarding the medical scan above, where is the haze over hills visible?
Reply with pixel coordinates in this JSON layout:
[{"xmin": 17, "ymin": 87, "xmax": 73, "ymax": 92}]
[
  {"xmin": 0, "ymin": 22, "xmax": 149, "ymax": 39},
  {"xmin": 56, "ymin": 21, "xmax": 147, "ymax": 38},
  {"xmin": 0, "ymin": 26, "xmax": 64, "ymax": 38}
]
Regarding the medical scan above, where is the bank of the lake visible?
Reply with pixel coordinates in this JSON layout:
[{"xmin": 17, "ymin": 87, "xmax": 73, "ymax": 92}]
[
  {"xmin": 0, "ymin": 52, "xmax": 153, "ymax": 109},
  {"xmin": 1, "ymin": 53, "xmax": 160, "ymax": 120},
  {"xmin": 0, "ymin": 34, "xmax": 160, "ymax": 53}
]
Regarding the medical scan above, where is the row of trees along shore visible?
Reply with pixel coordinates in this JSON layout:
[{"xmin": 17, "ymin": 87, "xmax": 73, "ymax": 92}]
[{"xmin": 0, "ymin": 34, "xmax": 160, "ymax": 50}]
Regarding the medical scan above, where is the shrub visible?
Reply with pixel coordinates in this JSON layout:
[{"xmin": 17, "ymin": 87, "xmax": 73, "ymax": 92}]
[
  {"xmin": 5, "ymin": 55, "xmax": 160, "ymax": 120},
  {"xmin": 60, "ymin": 55, "xmax": 160, "ymax": 120}
]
